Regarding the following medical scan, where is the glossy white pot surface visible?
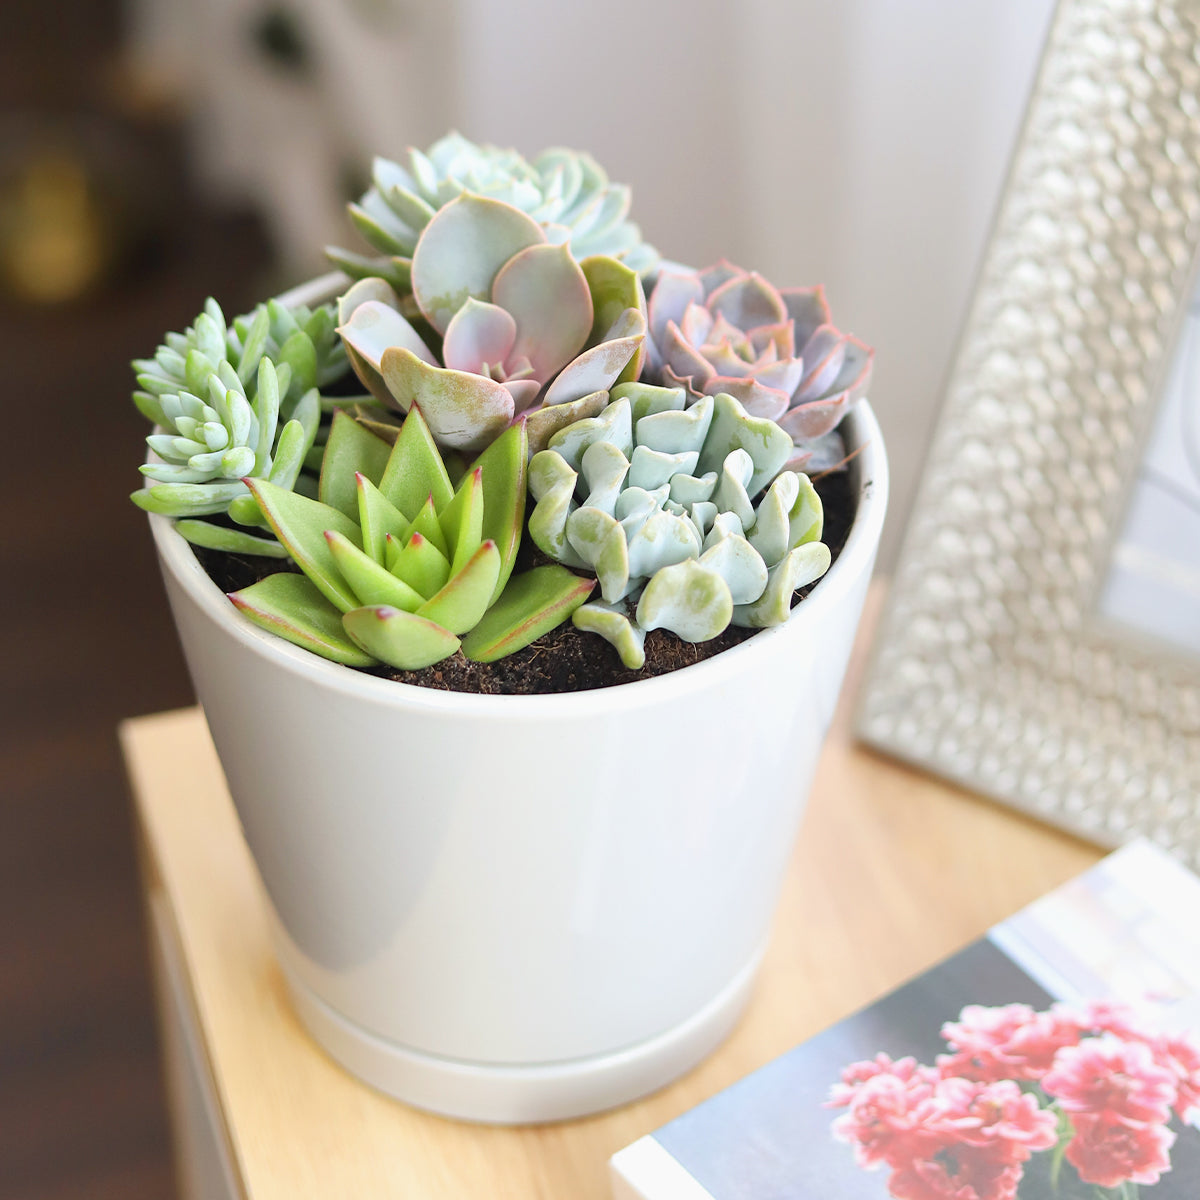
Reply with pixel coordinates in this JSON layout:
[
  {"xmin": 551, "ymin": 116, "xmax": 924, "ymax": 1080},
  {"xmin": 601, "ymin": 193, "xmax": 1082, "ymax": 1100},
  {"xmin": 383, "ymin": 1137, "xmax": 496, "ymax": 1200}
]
[{"xmin": 150, "ymin": 352, "xmax": 887, "ymax": 1120}]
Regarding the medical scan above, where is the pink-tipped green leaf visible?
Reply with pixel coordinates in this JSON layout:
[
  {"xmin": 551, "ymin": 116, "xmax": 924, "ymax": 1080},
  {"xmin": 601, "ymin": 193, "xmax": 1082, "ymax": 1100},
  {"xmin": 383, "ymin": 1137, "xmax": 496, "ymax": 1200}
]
[
  {"xmin": 389, "ymin": 531, "xmax": 451, "ymax": 600},
  {"xmin": 342, "ymin": 605, "xmax": 461, "ymax": 669},
  {"xmin": 245, "ymin": 479, "xmax": 362, "ymax": 613},
  {"xmin": 406, "ymin": 494, "xmax": 450, "ymax": 558},
  {"xmin": 319, "ymin": 410, "xmax": 392, "ymax": 519},
  {"xmin": 415, "ymin": 539, "xmax": 501, "ymax": 634},
  {"xmin": 377, "ymin": 403, "xmax": 454, "ymax": 518},
  {"xmin": 460, "ymin": 566, "xmax": 595, "ymax": 663},
  {"xmin": 465, "ymin": 419, "xmax": 528, "ymax": 602},
  {"xmin": 356, "ymin": 473, "xmax": 410, "ymax": 563},
  {"xmin": 437, "ymin": 466, "xmax": 485, "ymax": 575},
  {"xmin": 325, "ymin": 531, "xmax": 425, "ymax": 612},
  {"xmin": 229, "ymin": 573, "xmax": 376, "ymax": 667}
]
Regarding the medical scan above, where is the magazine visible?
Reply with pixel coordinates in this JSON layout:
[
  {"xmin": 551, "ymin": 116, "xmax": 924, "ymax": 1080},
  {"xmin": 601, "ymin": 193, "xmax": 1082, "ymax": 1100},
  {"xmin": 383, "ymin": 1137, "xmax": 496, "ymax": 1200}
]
[{"xmin": 611, "ymin": 840, "xmax": 1200, "ymax": 1199}]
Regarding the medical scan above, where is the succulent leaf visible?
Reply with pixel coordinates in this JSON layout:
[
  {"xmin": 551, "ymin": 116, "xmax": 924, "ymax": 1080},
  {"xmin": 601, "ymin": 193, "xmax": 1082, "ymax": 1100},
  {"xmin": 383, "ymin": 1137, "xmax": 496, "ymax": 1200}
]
[
  {"xmin": 525, "ymin": 389, "xmax": 609, "ymax": 456},
  {"xmin": 466, "ymin": 419, "xmax": 528, "ymax": 601},
  {"xmin": 356, "ymin": 474, "xmax": 411, "ymax": 563},
  {"xmin": 492, "ymin": 243, "xmax": 592, "ymax": 381},
  {"xmin": 173, "ymin": 520, "xmax": 290, "ymax": 558},
  {"xmin": 343, "ymin": 606, "xmax": 462, "ymax": 669},
  {"xmin": 415, "ymin": 539, "xmax": 501, "ymax": 634},
  {"xmin": 389, "ymin": 532, "xmax": 450, "ymax": 599},
  {"xmin": 411, "ymin": 193, "xmax": 546, "ymax": 334},
  {"xmin": 571, "ymin": 601, "xmax": 646, "ymax": 669},
  {"xmin": 635, "ymin": 559, "xmax": 733, "ymax": 642},
  {"xmin": 319, "ymin": 410, "xmax": 392, "ymax": 519},
  {"xmin": 437, "ymin": 467, "xmax": 486, "ymax": 575},
  {"xmin": 732, "ymin": 542, "xmax": 832, "ymax": 628},
  {"xmin": 696, "ymin": 392, "xmax": 793, "ymax": 496},
  {"xmin": 541, "ymin": 308, "xmax": 645, "ymax": 408},
  {"xmin": 230, "ymin": 574, "xmax": 378, "ymax": 667},
  {"xmin": 789, "ymin": 472, "xmax": 824, "ymax": 546},
  {"xmin": 377, "ymin": 404, "xmax": 455, "ymax": 517},
  {"xmin": 379, "ymin": 349, "xmax": 515, "ymax": 454},
  {"xmin": 246, "ymin": 479, "xmax": 363, "ymax": 613},
  {"xmin": 580, "ymin": 255, "xmax": 647, "ymax": 383},
  {"xmin": 325, "ymin": 530, "xmax": 425, "ymax": 612},
  {"xmin": 459, "ymin": 566, "xmax": 595, "ymax": 662}
]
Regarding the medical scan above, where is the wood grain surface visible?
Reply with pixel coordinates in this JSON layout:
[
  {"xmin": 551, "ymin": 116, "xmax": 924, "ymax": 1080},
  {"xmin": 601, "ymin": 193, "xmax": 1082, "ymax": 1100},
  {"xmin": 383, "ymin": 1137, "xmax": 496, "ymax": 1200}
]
[{"xmin": 119, "ymin": 589, "xmax": 1103, "ymax": 1199}]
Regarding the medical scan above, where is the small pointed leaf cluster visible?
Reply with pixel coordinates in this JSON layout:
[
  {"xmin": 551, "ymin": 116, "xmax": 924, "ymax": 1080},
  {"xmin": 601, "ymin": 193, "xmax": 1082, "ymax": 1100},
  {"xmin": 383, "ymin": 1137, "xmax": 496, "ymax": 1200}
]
[
  {"xmin": 528, "ymin": 384, "xmax": 830, "ymax": 668},
  {"xmin": 131, "ymin": 297, "xmax": 351, "ymax": 554},
  {"xmin": 328, "ymin": 132, "xmax": 658, "ymax": 291},
  {"xmin": 645, "ymin": 261, "xmax": 872, "ymax": 472},
  {"xmin": 336, "ymin": 192, "xmax": 647, "ymax": 455},
  {"xmin": 231, "ymin": 408, "xmax": 593, "ymax": 669}
]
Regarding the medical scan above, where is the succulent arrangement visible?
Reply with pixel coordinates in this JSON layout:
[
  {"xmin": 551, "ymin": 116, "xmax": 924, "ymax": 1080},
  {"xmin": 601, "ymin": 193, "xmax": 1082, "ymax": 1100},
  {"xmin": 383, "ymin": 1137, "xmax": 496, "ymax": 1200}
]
[{"xmin": 131, "ymin": 133, "xmax": 872, "ymax": 684}]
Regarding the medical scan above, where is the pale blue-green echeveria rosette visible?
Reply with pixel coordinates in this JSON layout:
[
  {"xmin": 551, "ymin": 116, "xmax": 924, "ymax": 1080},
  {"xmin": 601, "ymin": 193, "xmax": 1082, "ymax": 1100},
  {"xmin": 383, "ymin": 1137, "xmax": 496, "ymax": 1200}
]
[
  {"xmin": 645, "ymin": 261, "xmax": 872, "ymax": 473},
  {"xmin": 230, "ymin": 406, "xmax": 593, "ymax": 669},
  {"xmin": 528, "ymin": 383, "xmax": 831, "ymax": 668},
  {"xmin": 336, "ymin": 192, "xmax": 647, "ymax": 456},
  {"xmin": 328, "ymin": 131, "xmax": 659, "ymax": 291},
  {"xmin": 131, "ymin": 298, "xmax": 352, "ymax": 555}
]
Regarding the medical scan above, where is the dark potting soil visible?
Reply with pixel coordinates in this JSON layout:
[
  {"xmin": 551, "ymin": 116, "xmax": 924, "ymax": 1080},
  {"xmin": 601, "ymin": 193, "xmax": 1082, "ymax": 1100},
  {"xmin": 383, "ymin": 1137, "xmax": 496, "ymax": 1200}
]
[{"xmin": 194, "ymin": 468, "xmax": 858, "ymax": 695}]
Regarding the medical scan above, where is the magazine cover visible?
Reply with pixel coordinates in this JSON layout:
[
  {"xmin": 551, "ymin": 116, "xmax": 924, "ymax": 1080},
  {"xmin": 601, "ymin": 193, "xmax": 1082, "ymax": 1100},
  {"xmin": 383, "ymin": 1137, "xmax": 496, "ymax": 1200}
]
[{"xmin": 611, "ymin": 840, "xmax": 1200, "ymax": 1200}]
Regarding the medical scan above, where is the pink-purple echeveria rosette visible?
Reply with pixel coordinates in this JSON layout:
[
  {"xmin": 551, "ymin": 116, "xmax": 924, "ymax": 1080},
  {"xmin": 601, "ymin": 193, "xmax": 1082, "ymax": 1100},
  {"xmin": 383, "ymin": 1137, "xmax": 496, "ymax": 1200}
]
[
  {"xmin": 336, "ymin": 192, "xmax": 646, "ymax": 457},
  {"xmin": 645, "ymin": 260, "xmax": 873, "ymax": 471}
]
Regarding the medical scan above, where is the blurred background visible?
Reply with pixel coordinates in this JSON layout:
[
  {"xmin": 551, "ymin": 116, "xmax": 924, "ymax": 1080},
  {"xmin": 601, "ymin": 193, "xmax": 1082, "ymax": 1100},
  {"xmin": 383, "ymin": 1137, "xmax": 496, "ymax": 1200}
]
[{"xmin": 2, "ymin": 0, "xmax": 1054, "ymax": 1193}]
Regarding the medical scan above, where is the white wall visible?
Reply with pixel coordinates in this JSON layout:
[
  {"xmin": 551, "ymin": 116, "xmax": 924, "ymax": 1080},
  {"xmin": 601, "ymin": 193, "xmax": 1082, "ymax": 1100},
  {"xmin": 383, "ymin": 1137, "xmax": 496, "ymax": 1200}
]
[{"xmin": 453, "ymin": 0, "xmax": 752, "ymax": 270}]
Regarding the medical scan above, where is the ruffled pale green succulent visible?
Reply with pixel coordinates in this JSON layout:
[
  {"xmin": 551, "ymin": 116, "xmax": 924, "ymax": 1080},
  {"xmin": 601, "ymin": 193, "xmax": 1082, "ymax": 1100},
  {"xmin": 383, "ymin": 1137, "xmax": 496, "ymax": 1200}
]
[
  {"xmin": 645, "ymin": 261, "xmax": 872, "ymax": 472},
  {"xmin": 131, "ymin": 297, "xmax": 351, "ymax": 555},
  {"xmin": 336, "ymin": 192, "xmax": 647, "ymax": 456},
  {"xmin": 328, "ymin": 132, "xmax": 658, "ymax": 291},
  {"xmin": 528, "ymin": 384, "xmax": 831, "ymax": 668},
  {"xmin": 231, "ymin": 406, "xmax": 594, "ymax": 669}
]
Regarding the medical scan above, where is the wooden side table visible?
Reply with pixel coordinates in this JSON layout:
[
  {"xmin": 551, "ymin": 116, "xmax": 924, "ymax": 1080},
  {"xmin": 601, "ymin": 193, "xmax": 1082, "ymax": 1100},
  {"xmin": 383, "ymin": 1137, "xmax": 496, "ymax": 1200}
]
[{"xmin": 120, "ymin": 593, "xmax": 1102, "ymax": 1200}]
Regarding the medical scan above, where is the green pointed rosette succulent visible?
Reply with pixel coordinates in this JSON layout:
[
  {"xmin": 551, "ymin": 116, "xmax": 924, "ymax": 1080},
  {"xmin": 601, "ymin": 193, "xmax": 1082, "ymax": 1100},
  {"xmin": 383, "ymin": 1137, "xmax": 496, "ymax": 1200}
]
[
  {"xmin": 335, "ymin": 192, "xmax": 648, "ymax": 457},
  {"xmin": 229, "ymin": 406, "xmax": 594, "ymax": 669},
  {"xmin": 131, "ymin": 296, "xmax": 352, "ymax": 555},
  {"xmin": 527, "ymin": 384, "xmax": 831, "ymax": 669},
  {"xmin": 328, "ymin": 132, "xmax": 658, "ymax": 291}
]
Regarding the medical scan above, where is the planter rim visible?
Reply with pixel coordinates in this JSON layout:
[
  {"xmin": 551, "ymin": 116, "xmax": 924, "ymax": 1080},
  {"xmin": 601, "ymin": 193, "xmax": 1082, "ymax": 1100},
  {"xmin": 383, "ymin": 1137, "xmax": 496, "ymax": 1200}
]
[{"xmin": 148, "ymin": 275, "xmax": 888, "ymax": 721}]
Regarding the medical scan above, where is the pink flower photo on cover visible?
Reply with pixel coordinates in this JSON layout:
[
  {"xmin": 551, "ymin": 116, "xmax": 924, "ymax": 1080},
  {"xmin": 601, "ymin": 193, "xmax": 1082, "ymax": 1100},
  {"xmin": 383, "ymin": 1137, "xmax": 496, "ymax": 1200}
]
[{"xmin": 828, "ymin": 1001, "xmax": 1200, "ymax": 1199}]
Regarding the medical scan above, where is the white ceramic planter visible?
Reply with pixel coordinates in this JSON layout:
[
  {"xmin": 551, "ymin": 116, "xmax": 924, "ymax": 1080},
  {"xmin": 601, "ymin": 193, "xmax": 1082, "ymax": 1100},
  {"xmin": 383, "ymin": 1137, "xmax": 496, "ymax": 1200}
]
[{"xmin": 148, "ymin": 283, "xmax": 888, "ymax": 1123}]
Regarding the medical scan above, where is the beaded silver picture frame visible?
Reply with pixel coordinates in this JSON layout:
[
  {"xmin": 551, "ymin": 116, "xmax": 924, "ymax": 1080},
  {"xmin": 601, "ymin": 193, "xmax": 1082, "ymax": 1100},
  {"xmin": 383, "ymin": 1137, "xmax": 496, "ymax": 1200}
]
[{"xmin": 857, "ymin": 0, "xmax": 1200, "ymax": 868}]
